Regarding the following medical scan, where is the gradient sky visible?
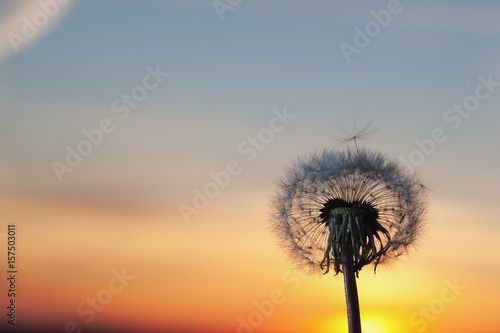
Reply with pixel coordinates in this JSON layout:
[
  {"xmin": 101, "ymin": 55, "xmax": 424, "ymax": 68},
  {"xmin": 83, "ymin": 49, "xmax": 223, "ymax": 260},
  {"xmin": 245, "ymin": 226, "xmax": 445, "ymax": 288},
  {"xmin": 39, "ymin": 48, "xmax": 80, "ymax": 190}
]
[{"xmin": 0, "ymin": 1, "xmax": 499, "ymax": 333}]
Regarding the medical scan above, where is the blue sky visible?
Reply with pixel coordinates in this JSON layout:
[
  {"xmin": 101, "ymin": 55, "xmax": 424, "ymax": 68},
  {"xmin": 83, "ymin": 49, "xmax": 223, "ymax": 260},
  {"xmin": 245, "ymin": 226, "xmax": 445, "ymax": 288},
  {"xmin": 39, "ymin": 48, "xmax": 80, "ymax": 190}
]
[
  {"xmin": 0, "ymin": 0, "xmax": 497, "ymax": 211},
  {"xmin": 1, "ymin": 0, "xmax": 499, "ymax": 203}
]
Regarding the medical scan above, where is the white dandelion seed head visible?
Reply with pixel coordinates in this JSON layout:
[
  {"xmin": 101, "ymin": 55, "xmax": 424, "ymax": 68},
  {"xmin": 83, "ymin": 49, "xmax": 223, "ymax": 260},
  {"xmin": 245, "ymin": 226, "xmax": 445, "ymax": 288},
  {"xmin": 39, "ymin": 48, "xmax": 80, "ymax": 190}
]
[{"xmin": 270, "ymin": 147, "xmax": 427, "ymax": 276}]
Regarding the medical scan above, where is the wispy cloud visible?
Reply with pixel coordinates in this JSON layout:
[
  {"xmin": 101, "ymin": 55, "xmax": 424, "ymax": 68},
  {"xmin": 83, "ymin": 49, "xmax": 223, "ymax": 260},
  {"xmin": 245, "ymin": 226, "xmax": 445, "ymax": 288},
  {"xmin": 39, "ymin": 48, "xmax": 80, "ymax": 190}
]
[{"xmin": 0, "ymin": 0, "xmax": 74, "ymax": 63}]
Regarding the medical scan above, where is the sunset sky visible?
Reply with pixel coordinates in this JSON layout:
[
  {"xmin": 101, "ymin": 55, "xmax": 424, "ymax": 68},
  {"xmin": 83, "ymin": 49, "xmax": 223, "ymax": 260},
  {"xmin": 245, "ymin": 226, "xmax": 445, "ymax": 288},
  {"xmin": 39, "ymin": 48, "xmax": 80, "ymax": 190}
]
[{"xmin": 1, "ymin": 1, "xmax": 499, "ymax": 332}]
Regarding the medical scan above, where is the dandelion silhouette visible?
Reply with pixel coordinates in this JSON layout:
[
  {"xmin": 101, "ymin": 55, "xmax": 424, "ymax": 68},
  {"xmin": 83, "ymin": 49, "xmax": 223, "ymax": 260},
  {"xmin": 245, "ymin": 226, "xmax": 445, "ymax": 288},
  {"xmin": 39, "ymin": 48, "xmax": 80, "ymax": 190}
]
[{"xmin": 270, "ymin": 122, "xmax": 426, "ymax": 333}]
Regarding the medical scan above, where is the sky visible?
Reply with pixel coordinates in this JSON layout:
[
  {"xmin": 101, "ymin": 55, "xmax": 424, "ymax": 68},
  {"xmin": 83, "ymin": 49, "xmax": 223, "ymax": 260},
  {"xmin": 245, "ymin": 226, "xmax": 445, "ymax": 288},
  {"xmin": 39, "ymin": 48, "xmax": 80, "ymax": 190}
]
[{"xmin": 0, "ymin": 0, "xmax": 499, "ymax": 332}]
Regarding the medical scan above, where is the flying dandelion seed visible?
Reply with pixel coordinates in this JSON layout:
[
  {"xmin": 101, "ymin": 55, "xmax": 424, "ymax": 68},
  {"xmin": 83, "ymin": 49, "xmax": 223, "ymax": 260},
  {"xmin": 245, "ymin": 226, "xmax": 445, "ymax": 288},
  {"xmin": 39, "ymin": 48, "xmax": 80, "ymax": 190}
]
[
  {"xmin": 333, "ymin": 118, "xmax": 377, "ymax": 151},
  {"xmin": 270, "ymin": 126, "xmax": 427, "ymax": 333}
]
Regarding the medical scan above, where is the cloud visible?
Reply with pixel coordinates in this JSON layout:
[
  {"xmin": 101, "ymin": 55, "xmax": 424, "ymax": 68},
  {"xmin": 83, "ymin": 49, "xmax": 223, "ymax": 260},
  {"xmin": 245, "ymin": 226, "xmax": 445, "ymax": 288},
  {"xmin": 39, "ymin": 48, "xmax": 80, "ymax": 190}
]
[{"xmin": 0, "ymin": 0, "xmax": 74, "ymax": 63}]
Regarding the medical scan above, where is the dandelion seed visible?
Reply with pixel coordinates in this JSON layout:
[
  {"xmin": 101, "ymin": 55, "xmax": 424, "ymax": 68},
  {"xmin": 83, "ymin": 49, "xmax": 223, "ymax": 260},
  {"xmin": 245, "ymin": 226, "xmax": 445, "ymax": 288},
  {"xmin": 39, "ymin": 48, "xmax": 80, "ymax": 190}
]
[{"xmin": 333, "ymin": 118, "xmax": 378, "ymax": 152}]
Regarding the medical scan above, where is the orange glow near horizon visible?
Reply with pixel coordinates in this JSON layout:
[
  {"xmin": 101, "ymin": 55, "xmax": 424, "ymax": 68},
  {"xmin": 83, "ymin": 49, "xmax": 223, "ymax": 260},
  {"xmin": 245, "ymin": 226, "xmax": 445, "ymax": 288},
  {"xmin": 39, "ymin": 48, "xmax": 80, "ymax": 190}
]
[{"xmin": 1, "ymin": 190, "xmax": 499, "ymax": 333}]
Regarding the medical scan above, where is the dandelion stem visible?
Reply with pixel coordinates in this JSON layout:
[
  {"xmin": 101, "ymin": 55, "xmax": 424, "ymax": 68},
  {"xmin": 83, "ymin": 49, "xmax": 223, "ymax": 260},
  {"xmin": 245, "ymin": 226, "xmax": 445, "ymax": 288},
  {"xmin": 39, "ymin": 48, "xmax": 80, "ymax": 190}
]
[{"xmin": 342, "ymin": 239, "xmax": 362, "ymax": 333}]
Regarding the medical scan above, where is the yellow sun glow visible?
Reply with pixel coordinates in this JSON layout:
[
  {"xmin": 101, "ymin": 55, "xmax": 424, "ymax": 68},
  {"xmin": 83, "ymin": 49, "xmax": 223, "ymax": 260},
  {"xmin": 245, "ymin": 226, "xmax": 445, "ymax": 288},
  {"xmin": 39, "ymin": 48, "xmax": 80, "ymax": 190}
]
[{"xmin": 316, "ymin": 312, "xmax": 407, "ymax": 333}]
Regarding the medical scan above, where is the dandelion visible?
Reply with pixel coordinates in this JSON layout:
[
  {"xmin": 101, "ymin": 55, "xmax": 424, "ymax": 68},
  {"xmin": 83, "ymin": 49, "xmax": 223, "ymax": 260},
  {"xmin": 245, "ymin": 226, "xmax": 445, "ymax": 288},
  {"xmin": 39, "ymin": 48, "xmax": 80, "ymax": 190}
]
[{"xmin": 270, "ymin": 141, "xmax": 427, "ymax": 333}]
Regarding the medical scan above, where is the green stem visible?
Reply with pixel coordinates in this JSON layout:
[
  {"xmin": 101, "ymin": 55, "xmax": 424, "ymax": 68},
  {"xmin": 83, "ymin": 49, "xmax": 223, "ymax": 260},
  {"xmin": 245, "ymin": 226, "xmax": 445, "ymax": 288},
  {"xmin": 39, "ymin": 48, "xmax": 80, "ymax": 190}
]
[{"xmin": 342, "ymin": 239, "xmax": 362, "ymax": 333}]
